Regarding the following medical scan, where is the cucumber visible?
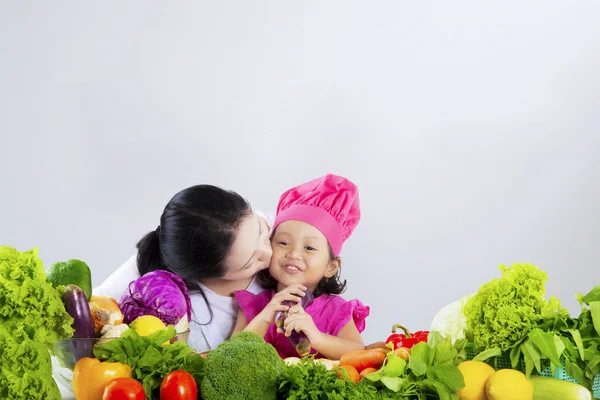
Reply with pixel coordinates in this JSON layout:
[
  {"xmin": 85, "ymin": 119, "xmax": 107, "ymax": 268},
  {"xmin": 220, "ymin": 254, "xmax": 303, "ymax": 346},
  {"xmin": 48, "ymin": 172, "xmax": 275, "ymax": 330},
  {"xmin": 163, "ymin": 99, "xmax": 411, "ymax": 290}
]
[
  {"xmin": 62, "ymin": 284, "xmax": 95, "ymax": 362},
  {"xmin": 529, "ymin": 375, "xmax": 592, "ymax": 400}
]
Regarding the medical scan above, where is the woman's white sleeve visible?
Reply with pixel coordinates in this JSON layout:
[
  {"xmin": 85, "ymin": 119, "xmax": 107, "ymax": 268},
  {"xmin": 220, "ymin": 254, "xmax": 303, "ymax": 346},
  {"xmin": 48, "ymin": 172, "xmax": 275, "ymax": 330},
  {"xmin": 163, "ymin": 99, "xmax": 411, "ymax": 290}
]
[{"xmin": 92, "ymin": 254, "xmax": 140, "ymax": 300}]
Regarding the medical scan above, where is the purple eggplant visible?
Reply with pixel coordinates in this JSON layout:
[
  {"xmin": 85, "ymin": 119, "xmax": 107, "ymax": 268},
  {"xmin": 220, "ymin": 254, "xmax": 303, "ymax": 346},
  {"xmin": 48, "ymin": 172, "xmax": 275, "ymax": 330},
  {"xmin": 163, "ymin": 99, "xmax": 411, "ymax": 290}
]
[
  {"xmin": 275, "ymin": 289, "xmax": 315, "ymax": 356},
  {"xmin": 63, "ymin": 284, "xmax": 95, "ymax": 363}
]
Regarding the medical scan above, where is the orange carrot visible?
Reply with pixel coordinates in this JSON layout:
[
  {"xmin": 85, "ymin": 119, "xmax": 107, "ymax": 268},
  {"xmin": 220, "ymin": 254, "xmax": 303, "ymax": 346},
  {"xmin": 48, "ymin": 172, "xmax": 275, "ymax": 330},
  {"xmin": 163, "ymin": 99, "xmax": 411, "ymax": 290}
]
[
  {"xmin": 339, "ymin": 348, "xmax": 387, "ymax": 372},
  {"xmin": 336, "ymin": 365, "xmax": 360, "ymax": 384},
  {"xmin": 359, "ymin": 367, "xmax": 379, "ymax": 380}
]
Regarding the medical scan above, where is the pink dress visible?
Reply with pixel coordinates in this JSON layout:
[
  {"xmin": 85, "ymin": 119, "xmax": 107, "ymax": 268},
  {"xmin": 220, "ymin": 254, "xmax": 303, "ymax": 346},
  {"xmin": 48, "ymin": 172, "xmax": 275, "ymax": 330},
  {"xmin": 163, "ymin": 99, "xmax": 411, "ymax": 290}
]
[{"xmin": 234, "ymin": 289, "xmax": 370, "ymax": 359}]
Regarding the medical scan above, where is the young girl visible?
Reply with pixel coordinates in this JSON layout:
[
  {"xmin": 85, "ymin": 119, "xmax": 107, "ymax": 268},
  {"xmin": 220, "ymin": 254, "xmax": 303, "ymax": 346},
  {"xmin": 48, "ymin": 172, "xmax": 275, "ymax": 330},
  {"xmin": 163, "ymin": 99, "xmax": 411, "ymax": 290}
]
[{"xmin": 233, "ymin": 174, "xmax": 369, "ymax": 360}]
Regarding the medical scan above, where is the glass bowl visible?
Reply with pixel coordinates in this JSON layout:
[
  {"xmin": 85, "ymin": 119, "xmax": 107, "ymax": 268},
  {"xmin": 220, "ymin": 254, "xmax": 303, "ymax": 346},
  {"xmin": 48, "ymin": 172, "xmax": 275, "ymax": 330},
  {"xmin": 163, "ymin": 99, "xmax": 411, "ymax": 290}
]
[{"xmin": 51, "ymin": 329, "xmax": 191, "ymax": 395}]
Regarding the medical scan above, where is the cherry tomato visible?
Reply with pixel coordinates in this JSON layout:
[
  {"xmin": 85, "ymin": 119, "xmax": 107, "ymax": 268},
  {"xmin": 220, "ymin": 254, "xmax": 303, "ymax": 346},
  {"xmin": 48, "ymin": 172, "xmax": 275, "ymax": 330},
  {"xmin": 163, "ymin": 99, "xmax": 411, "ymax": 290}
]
[
  {"xmin": 102, "ymin": 377, "xmax": 145, "ymax": 400},
  {"xmin": 160, "ymin": 370, "xmax": 198, "ymax": 400}
]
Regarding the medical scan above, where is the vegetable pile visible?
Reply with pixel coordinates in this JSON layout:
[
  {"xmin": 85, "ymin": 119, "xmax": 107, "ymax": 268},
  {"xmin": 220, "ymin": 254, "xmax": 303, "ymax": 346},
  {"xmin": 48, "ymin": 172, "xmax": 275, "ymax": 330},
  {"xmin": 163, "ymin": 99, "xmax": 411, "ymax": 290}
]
[
  {"xmin": 0, "ymin": 246, "xmax": 74, "ymax": 400},
  {"xmin": 3, "ymin": 242, "xmax": 596, "ymax": 399},
  {"xmin": 430, "ymin": 262, "xmax": 600, "ymax": 398},
  {"xmin": 93, "ymin": 326, "xmax": 204, "ymax": 399}
]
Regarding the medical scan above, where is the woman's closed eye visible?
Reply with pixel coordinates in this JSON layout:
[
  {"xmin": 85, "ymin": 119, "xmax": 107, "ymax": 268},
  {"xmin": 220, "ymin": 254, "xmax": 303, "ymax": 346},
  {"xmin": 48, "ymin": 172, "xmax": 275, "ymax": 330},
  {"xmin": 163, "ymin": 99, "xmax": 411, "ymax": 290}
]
[{"xmin": 243, "ymin": 258, "xmax": 254, "ymax": 269}]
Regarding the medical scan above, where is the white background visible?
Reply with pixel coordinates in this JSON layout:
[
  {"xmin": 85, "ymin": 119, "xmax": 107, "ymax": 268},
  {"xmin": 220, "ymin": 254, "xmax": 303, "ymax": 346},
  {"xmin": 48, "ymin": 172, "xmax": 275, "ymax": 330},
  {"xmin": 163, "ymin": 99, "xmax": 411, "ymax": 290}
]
[{"xmin": 2, "ymin": 1, "xmax": 599, "ymax": 344}]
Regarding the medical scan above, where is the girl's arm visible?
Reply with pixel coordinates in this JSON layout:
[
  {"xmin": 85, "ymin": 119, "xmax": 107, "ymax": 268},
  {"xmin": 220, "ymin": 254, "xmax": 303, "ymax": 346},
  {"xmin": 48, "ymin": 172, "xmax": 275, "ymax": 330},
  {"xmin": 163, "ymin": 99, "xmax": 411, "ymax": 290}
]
[
  {"xmin": 283, "ymin": 307, "xmax": 364, "ymax": 360},
  {"xmin": 310, "ymin": 319, "xmax": 365, "ymax": 360},
  {"xmin": 233, "ymin": 284, "xmax": 307, "ymax": 337},
  {"xmin": 232, "ymin": 307, "xmax": 272, "ymax": 337}
]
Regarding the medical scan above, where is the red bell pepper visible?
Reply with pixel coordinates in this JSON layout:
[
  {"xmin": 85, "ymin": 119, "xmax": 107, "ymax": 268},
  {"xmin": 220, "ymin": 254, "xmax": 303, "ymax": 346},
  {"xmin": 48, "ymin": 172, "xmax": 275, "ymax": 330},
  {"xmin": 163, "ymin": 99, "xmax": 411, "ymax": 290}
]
[{"xmin": 385, "ymin": 324, "xmax": 429, "ymax": 350}]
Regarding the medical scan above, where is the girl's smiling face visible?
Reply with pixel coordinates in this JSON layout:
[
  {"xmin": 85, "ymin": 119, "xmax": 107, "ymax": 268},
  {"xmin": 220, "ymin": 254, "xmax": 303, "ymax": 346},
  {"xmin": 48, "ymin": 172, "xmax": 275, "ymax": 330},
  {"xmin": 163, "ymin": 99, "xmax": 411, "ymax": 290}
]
[{"xmin": 268, "ymin": 220, "xmax": 339, "ymax": 292}]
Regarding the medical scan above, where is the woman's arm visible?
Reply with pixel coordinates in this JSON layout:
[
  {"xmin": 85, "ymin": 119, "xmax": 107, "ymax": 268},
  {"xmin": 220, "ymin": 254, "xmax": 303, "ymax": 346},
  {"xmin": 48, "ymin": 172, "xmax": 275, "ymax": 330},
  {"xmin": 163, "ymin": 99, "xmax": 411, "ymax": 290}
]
[
  {"xmin": 232, "ymin": 308, "xmax": 249, "ymax": 335},
  {"xmin": 92, "ymin": 254, "xmax": 139, "ymax": 299}
]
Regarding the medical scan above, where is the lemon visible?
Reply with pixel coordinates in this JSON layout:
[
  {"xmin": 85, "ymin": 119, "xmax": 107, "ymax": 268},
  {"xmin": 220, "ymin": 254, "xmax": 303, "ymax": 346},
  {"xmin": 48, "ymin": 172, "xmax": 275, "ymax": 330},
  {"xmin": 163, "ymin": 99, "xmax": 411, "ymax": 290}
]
[
  {"xmin": 130, "ymin": 315, "xmax": 167, "ymax": 336},
  {"xmin": 457, "ymin": 360, "xmax": 496, "ymax": 400},
  {"xmin": 486, "ymin": 369, "xmax": 533, "ymax": 400}
]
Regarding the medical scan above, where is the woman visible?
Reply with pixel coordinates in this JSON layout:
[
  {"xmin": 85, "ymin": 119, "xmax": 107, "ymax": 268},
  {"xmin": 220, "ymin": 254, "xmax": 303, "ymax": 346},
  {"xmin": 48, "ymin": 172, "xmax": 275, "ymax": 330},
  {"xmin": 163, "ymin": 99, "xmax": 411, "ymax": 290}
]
[{"xmin": 93, "ymin": 184, "xmax": 273, "ymax": 352}]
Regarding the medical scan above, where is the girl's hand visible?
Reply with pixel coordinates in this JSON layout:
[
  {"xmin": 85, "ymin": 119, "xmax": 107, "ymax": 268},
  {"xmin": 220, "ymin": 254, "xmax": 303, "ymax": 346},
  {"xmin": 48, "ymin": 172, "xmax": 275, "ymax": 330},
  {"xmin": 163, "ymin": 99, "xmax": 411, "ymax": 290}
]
[
  {"xmin": 256, "ymin": 284, "xmax": 307, "ymax": 325},
  {"xmin": 281, "ymin": 303, "xmax": 323, "ymax": 346}
]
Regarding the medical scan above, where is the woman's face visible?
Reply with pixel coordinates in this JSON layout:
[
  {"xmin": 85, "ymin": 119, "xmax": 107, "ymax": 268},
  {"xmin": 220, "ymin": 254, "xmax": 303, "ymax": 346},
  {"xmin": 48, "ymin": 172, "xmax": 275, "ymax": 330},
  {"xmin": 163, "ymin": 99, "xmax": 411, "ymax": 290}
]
[{"xmin": 221, "ymin": 212, "xmax": 272, "ymax": 281}]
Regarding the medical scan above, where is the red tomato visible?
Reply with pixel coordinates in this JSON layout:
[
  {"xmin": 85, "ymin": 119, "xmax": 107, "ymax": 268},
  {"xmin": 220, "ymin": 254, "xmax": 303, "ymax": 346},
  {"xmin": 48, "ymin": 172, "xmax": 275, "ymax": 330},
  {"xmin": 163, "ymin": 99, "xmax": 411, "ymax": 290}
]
[
  {"xmin": 160, "ymin": 370, "xmax": 198, "ymax": 400},
  {"xmin": 102, "ymin": 378, "xmax": 145, "ymax": 400}
]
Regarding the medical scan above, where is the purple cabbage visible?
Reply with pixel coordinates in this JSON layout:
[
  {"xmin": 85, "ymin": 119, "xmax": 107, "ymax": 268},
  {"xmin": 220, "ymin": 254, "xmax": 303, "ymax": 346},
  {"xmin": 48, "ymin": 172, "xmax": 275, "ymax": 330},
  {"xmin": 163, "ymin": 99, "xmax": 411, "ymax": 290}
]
[{"xmin": 119, "ymin": 270, "xmax": 192, "ymax": 325}]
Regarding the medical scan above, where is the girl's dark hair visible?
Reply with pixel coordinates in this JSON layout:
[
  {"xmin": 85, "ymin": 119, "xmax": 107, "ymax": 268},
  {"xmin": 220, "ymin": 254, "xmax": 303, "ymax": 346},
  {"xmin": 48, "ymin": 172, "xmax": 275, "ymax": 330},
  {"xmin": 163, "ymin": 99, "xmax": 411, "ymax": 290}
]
[
  {"xmin": 136, "ymin": 184, "xmax": 252, "ymax": 323},
  {"xmin": 256, "ymin": 241, "xmax": 347, "ymax": 298}
]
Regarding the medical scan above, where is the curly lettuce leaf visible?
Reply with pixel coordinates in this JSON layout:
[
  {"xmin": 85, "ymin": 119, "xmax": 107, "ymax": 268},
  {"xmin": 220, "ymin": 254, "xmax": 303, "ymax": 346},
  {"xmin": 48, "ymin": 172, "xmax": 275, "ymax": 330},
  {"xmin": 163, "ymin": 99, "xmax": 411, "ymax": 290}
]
[
  {"xmin": 0, "ymin": 246, "xmax": 74, "ymax": 345},
  {"xmin": 0, "ymin": 246, "xmax": 73, "ymax": 399},
  {"xmin": 0, "ymin": 327, "xmax": 61, "ymax": 399},
  {"xmin": 464, "ymin": 263, "xmax": 564, "ymax": 351}
]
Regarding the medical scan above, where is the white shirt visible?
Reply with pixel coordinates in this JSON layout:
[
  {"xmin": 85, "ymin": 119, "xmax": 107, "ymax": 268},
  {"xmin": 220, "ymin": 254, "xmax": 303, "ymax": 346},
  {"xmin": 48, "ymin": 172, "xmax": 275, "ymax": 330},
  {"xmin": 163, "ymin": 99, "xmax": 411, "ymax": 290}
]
[
  {"xmin": 92, "ymin": 210, "xmax": 275, "ymax": 352},
  {"xmin": 187, "ymin": 278, "xmax": 263, "ymax": 352}
]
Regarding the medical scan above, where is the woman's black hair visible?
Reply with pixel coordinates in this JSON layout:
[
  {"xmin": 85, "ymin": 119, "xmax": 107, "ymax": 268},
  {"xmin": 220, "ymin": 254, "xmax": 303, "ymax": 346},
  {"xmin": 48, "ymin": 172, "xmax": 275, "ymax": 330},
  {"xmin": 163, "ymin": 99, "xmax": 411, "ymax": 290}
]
[
  {"xmin": 256, "ymin": 237, "xmax": 347, "ymax": 297},
  {"xmin": 136, "ymin": 184, "xmax": 252, "ymax": 323}
]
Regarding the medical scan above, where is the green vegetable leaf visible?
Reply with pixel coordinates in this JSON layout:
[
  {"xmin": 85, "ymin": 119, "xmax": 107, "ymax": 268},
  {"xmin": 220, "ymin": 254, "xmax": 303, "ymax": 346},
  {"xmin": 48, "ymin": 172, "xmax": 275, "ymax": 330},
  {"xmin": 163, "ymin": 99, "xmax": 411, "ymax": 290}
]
[
  {"xmin": 567, "ymin": 329, "xmax": 585, "ymax": 360},
  {"xmin": 427, "ymin": 363, "xmax": 465, "ymax": 391},
  {"xmin": 408, "ymin": 342, "xmax": 429, "ymax": 376},
  {"xmin": 553, "ymin": 335, "xmax": 566, "ymax": 359},
  {"xmin": 510, "ymin": 342, "xmax": 522, "ymax": 369},
  {"xmin": 432, "ymin": 381, "xmax": 451, "ymax": 400},
  {"xmin": 473, "ymin": 347, "xmax": 501, "ymax": 361},
  {"xmin": 521, "ymin": 339, "xmax": 540, "ymax": 375},
  {"xmin": 434, "ymin": 342, "xmax": 457, "ymax": 365},
  {"xmin": 564, "ymin": 358, "xmax": 584, "ymax": 384},
  {"xmin": 581, "ymin": 285, "xmax": 600, "ymax": 304},
  {"xmin": 137, "ymin": 346, "xmax": 162, "ymax": 370},
  {"xmin": 381, "ymin": 357, "xmax": 406, "ymax": 377},
  {"xmin": 589, "ymin": 301, "xmax": 600, "ymax": 337},
  {"xmin": 528, "ymin": 329, "xmax": 562, "ymax": 367},
  {"xmin": 380, "ymin": 376, "xmax": 404, "ymax": 392}
]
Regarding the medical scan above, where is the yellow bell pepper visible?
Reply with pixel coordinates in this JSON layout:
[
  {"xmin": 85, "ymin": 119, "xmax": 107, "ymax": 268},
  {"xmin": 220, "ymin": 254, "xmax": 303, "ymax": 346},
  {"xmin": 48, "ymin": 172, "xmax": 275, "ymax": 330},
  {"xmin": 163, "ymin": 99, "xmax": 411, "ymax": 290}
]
[{"xmin": 72, "ymin": 357, "xmax": 133, "ymax": 400}]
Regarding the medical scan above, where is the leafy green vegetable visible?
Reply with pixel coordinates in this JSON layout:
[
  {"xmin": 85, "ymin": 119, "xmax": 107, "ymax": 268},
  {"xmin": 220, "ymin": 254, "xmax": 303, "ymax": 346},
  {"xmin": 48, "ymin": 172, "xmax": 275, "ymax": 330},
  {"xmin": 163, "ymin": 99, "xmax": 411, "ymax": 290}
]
[
  {"xmin": 93, "ymin": 326, "xmax": 204, "ymax": 399},
  {"xmin": 589, "ymin": 301, "xmax": 600, "ymax": 337},
  {"xmin": 0, "ymin": 246, "xmax": 74, "ymax": 400},
  {"xmin": 464, "ymin": 263, "xmax": 565, "ymax": 352},
  {"xmin": 278, "ymin": 357, "xmax": 381, "ymax": 399},
  {"xmin": 472, "ymin": 285, "xmax": 600, "ymax": 393},
  {"xmin": 364, "ymin": 332, "xmax": 465, "ymax": 399}
]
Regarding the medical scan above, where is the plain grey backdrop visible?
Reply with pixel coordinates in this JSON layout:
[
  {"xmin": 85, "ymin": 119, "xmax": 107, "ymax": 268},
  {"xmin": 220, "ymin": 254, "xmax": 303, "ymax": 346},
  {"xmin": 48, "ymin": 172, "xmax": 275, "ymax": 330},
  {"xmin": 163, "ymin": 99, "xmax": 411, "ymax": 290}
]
[{"xmin": 2, "ymin": 1, "xmax": 599, "ymax": 344}]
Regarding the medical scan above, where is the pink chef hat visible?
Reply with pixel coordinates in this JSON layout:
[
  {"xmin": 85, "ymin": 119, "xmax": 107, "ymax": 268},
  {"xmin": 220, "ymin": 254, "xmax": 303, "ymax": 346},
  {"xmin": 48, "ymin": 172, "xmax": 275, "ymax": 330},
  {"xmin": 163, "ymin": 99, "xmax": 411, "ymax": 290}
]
[{"xmin": 273, "ymin": 174, "xmax": 361, "ymax": 257}]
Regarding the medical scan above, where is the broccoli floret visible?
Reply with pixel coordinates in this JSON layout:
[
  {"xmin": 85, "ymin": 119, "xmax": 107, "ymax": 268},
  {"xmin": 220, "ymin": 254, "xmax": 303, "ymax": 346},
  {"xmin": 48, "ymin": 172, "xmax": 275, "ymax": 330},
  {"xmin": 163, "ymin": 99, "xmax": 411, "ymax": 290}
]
[{"xmin": 200, "ymin": 331, "xmax": 286, "ymax": 400}]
